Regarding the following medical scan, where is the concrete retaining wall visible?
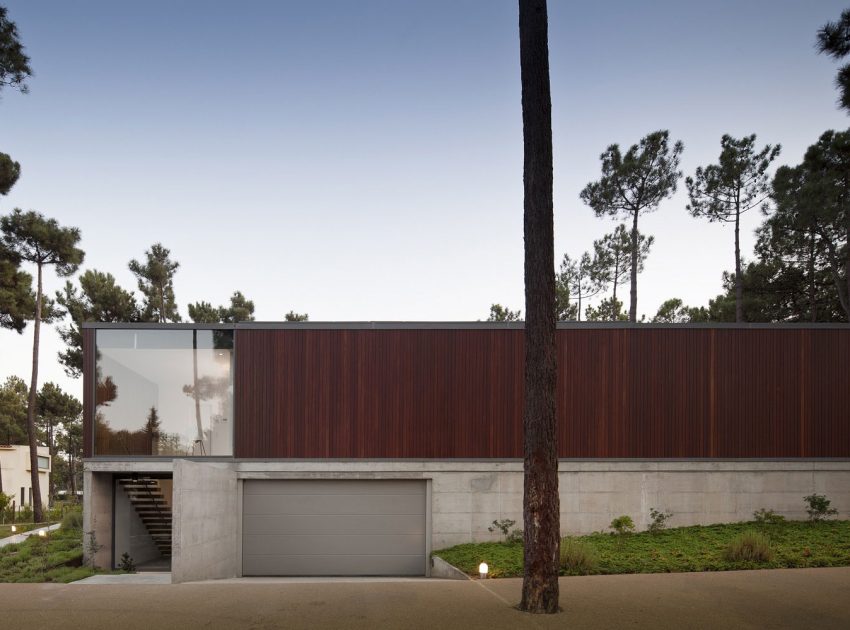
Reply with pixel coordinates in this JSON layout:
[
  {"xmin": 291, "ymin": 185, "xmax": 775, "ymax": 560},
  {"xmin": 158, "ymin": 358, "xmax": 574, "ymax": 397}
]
[
  {"xmin": 85, "ymin": 459, "xmax": 850, "ymax": 579},
  {"xmin": 234, "ymin": 460, "xmax": 850, "ymax": 550}
]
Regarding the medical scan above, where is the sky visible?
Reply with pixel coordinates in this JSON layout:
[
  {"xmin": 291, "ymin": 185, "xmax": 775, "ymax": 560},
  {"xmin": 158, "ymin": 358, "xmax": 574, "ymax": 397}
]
[{"xmin": 1, "ymin": 0, "xmax": 848, "ymax": 401}]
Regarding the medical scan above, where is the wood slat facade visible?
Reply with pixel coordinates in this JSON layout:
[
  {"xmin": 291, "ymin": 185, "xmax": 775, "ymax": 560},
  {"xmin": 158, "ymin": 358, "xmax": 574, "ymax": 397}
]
[{"xmin": 231, "ymin": 326, "xmax": 850, "ymax": 459}]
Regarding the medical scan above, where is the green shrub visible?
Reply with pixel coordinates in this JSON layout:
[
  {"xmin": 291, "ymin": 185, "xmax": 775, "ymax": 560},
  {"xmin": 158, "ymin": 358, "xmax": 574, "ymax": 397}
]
[
  {"xmin": 752, "ymin": 508, "xmax": 786, "ymax": 525},
  {"xmin": 559, "ymin": 537, "xmax": 599, "ymax": 575},
  {"xmin": 610, "ymin": 515, "xmax": 635, "ymax": 536},
  {"xmin": 724, "ymin": 531, "xmax": 774, "ymax": 562},
  {"xmin": 488, "ymin": 519, "xmax": 522, "ymax": 544},
  {"xmin": 648, "ymin": 508, "xmax": 673, "ymax": 533},
  {"xmin": 118, "ymin": 552, "xmax": 136, "ymax": 573},
  {"xmin": 61, "ymin": 510, "xmax": 83, "ymax": 530},
  {"xmin": 804, "ymin": 494, "xmax": 838, "ymax": 522}
]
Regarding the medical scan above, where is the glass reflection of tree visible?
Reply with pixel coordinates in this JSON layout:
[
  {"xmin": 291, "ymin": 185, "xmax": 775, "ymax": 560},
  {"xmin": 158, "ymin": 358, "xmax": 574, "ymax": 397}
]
[
  {"xmin": 144, "ymin": 407, "xmax": 160, "ymax": 455},
  {"xmin": 182, "ymin": 375, "xmax": 229, "ymax": 455},
  {"xmin": 190, "ymin": 330, "xmax": 204, "ymax": 455},
  {"xmin": 94, "ymin": 373, "xmax": 118, "ymax": 454}
]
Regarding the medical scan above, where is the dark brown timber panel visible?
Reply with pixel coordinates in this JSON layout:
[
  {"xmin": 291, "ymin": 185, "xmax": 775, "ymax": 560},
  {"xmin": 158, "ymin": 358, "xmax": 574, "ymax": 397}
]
[{"xmin": 234, "ymin": 327, "xmax": 850, "ymax": 459}]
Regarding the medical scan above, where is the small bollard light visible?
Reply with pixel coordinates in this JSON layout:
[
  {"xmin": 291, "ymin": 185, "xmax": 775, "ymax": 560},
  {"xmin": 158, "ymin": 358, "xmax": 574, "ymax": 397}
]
[
  {"xmin": 478, "ymin": 562, "xmax": 489, "ymax": 579},
  {"xmin": 38, "ymin": 529, "xmax": 47, "ymax": 538},
  {"xmin": 10, "ymin": 525, "xmax": 16, "ymax": 533}
]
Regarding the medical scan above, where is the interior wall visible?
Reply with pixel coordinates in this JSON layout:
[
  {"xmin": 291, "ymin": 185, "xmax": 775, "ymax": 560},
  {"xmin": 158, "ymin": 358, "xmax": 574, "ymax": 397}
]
[{"xmin": 112, "ymin": 479, "xmax": 163, "ymax": 568}]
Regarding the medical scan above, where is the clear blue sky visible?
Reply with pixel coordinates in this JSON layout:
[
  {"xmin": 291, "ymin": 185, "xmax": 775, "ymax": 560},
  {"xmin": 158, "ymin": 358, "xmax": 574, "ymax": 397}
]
[{"xmin": 1, "ymin": 0, "xmax": 848, "ymax": 399}]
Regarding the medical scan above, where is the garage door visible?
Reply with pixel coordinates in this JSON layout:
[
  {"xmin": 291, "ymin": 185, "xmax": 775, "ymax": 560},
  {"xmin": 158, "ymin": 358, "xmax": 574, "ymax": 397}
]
[{"xmin": 242, "ymin": 479, "xmax": 427, "ymax": 576}]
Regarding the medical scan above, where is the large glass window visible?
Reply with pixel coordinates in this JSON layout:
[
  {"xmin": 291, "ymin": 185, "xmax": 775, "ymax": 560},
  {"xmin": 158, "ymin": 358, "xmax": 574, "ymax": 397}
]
[{"xmin": 94, "ymin": 329, "xmax": 234, "ymax": 456}]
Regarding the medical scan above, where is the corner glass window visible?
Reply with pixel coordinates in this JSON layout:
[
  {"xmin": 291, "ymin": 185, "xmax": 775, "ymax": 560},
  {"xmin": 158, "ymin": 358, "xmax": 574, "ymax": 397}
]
[
  {"xmin": 94, "ymin": 329, "xmax": 234, "ymax": 456},
  {"xmin": 37, "ymin": 455, "xmax": 50, "ymax": 469}
]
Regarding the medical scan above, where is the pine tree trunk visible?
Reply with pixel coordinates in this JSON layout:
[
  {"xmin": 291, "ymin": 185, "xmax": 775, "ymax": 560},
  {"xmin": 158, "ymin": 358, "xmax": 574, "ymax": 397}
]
[
  {"xmin": 612, "ymin": 260, "xmax": 618, "ymax": 305},
  {"xmin": 809, "ymin": 230, "xmax": 817, "ymax": 323},
  {"xmin": 734, "ymin": 207, "xmax": 743, "ymax": 323},
  {"xmin": 629, "ymin": 212, "xmax": 639, "ymax": 322},
  {"xmin": 69, "ymin": 452, "xmax": 76, "ymax": 496},
  {"xmin": 27, "ymin": 263, "xmax": 44, "ymax": 523},
  {"xmin": 845, "ymin": 208, "xmax": 850, "ymax": 322},
  {"xmin": 518, "ymin": 0, "xmax": 559, "ymax": 615}
]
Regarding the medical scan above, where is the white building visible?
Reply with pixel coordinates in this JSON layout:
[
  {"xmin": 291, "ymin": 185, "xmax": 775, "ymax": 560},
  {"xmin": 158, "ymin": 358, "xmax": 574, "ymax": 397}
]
[{"xmin": 0, "ymin": 445, "xmax": 51, "ymax": 512}]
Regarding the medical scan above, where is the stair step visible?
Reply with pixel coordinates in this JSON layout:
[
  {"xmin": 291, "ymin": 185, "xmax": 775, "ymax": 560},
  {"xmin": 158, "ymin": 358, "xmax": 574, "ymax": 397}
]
[{"xmin": 120, "ymin": 479, "xmax": 173, "ymax": 560}]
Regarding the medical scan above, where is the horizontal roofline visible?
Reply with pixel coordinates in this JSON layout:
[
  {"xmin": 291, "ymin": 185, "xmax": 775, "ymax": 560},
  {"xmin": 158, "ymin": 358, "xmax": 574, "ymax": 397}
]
[{"xmin": 81, "ymin": 321, "xmax": 850, "ymax": 330}]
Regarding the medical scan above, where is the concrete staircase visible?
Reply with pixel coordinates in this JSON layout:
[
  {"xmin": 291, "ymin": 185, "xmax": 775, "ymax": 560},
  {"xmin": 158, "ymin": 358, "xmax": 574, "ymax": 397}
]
[{"xmin": 118, "ymin": 477, "xmax": 172, "ymax": 558}]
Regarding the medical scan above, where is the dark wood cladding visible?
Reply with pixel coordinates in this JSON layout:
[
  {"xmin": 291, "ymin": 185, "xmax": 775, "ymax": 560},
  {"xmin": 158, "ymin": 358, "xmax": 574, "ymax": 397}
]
[
  {"xmin": 234, "ymin": 327, "xmax": 850, "ymax": 459},
  {"xmin": 82, "ymin": 328, "xmax": 95, "ymax": 458}
]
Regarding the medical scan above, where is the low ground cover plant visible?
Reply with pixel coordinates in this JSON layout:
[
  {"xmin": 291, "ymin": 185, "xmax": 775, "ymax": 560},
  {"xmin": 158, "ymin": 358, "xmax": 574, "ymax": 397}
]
[
  {"xmin": 0, "ymin": 526, "xmax": 94, "ymax": 583},
  {"xmin": 435, "ymin": 518, "xmax": 850, "ymax": 578}
]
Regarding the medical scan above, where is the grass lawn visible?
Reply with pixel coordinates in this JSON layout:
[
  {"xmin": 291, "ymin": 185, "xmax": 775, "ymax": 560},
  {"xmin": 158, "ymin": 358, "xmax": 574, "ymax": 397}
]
[
  {"xmin": 435, "ymin": 520, "xmax": 850, "ymax": 578},
  {"xmin": 0, "ymin": 525, "xmax": 95, "ymax": 583}
]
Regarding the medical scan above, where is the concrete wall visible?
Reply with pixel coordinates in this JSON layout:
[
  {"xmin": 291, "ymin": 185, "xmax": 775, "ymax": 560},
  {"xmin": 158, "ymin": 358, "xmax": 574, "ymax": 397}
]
[
  {"xmin": 82, "ymin": 470, "xmax": 113, "ymax": 569},
  {"xmin": 171, "ymin": 460, "xmax": 238, "ymax": 583},
  {"xmin": 235, "ymin": 460, "xmax": 850, "ymax": 550},
  {"xmin": 83, "ymin": 461, "xmax": 172, "ymax": 570},
  {"xmin": 85, "ymin": 459, "xmax": 850, "ymax": 579}
]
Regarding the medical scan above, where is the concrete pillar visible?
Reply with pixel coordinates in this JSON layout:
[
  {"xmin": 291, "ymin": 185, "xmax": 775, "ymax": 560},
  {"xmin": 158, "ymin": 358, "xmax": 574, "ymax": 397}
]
[
  {"xmin": 171, "ymin": 460, "xmax": 238, "ymax": 583},
  {"xmin": 82, "ymin": 470, "xmax": 113, "ymax": 569}
]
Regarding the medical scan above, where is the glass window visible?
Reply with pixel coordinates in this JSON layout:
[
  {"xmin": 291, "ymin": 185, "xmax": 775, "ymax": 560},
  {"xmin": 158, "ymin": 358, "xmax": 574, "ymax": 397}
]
[
  {"xmin": 94, "ymin": 329, "xmax": 234, "ymax": 456},
  {"xmin": 37, "ymin": 456, "xmax": 50, "ymax": 469}
]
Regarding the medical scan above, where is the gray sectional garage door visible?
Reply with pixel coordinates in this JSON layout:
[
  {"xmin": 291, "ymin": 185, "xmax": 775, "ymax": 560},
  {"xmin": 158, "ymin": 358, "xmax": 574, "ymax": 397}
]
[{"xmin": 242, "ymin": 479, "xmax": 427, "ymax": 576}]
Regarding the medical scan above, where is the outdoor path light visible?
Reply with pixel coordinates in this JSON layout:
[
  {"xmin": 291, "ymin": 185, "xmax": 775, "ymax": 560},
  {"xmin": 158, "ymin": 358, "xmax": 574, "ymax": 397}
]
[{"xmin": 479, "ymin": 562, "xmax": 488, "ymax": 579}]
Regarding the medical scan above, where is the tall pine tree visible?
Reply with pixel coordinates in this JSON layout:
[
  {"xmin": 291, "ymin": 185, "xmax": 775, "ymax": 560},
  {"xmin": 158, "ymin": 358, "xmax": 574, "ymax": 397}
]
[
  {"xmin": 686, "ymin": 134, "xmax": 780, "ymax": 322},
  {"xmin": 518, "ymin": 0, "xmax": 559, "ymax": 614},
  {"xmin": 581, "ymin": 131, "xmax": 683, "ymax": 321},
  {"xmin": 1, "ymin": 209, "xmax": 83, "ymax": 522},
  {"xmin": 129, "ymin": 243, "xmax": 181, "ymax": 322}
]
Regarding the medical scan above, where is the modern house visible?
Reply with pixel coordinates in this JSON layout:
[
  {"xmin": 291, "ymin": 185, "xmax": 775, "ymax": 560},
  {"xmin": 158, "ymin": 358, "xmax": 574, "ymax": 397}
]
[
  {"xmin": 81, "ymin": 322, "xmax": 850, "ymax": 582},
  {"xmin": 0, "ymin": 444, "xmax": 51, "ymax": 513}
]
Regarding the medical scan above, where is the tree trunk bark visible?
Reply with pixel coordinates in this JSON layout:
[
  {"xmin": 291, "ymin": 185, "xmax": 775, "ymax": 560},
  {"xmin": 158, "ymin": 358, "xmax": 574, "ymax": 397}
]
[
  {"xmin": 69, "ymin": 453, "xmax": 76, "ymax": 497},
  {"xmin": 27, "ymin": 263, "xmax": 44, "ymax": 523},
  {"xmin": 518, "ymin": 0, "xmax": 559, "ymax": 615},
  {"xmin": 629, "ymin": 211, "xmax": 639, "ymax": 322},
  {"xmin": 809, "ymin": 230, "xmax": 817, "ymax": 323},
  {"xmin": 612, "ymin": 259, "xmax": 618, "ymax": 305},
  {"xmin": 734, "ymin": 207, "xmax": 743, "ymax": 322},
  {"xmin": 845, "ymin": 208, "xmax": 850, "ymax": 322}
]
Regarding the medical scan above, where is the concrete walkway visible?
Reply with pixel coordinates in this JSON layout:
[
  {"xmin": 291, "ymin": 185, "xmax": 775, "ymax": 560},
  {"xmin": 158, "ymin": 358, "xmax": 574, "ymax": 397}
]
[
  {"xmin": 0, "ymin": 567, "xmax": 848, "ymax": 629},
  {"xmin": 0, "ymin": 523, "xmax": 60, "ymax": 548},
  {"xmin": 74, "ymin": 572, "xmax": 172, "ymax": 585}
]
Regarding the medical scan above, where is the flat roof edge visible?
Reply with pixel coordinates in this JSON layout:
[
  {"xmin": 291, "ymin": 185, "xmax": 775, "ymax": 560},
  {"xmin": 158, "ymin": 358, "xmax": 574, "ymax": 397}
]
[{"xmin": 81, "ymin": 321, "xmax": 850, "ymax": 330}]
